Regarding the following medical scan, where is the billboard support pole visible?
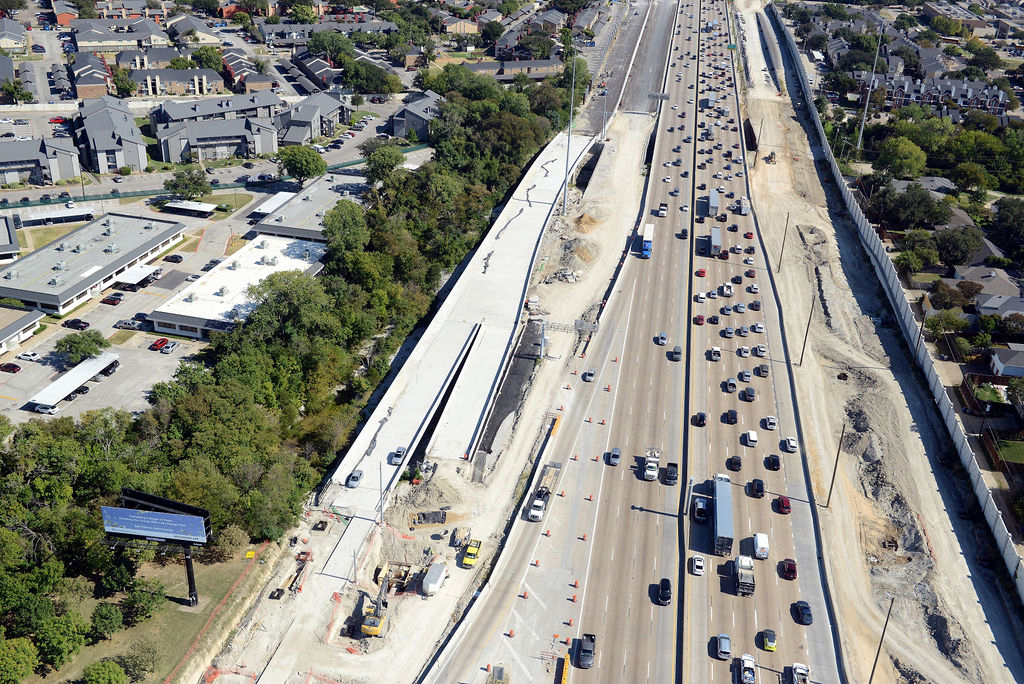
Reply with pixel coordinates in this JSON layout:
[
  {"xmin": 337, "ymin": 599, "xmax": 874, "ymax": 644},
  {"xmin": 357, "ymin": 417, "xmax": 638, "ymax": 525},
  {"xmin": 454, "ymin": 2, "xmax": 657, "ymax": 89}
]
[{"xmin": 184, "ymin": 543, "xmax": 199, "ymax": 607}]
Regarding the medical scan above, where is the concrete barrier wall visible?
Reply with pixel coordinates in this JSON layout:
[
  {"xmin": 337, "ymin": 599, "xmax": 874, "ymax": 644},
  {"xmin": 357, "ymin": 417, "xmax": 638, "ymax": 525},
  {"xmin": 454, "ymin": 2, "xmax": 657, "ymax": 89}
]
[{"xmin": 766, "ymin": 3, "xmax": 1024, "ymax": 600}]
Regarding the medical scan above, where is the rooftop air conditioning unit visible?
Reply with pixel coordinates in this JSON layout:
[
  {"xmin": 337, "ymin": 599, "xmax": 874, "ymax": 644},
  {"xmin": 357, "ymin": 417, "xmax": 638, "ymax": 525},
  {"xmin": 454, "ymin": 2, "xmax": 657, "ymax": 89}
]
[
  {"xmin": 217, "ymin": 286, "xmax": 228, "ymax": 296},
  {"xmin": 268, "ymin": 256, "xmax": 278, "ymax": 266},
  {"xmin": 49, "ymin": 276, "xmax": 62, "ymax": 286},
  {"xmin": 58, "ymin": 242, "xmax": 67, "ymax": 251},
  {"xmin": 102, "ymin": 218, "xmax": 110, "ymax": 227},
  {"xmin": 54, "ymin": 260, "xmax": 66, "ymax": 270},
  {"xmin": 103, "ymin": 226, "xmax": 114, "ymax": 236},
  {"xmin": 145, "ymin": 222, "xmax": 154, "ymax": 230},
  {"xmin": 104, "ymin": 243, "xmax": 117, "ymax": 253},
  {"xmin": 275, "ymin": 215, "xmax": 283, "ymax": 222},
  {"xmin": 303, "ymin": 195, "xmax": 311, "ymax": 201},
  {"xmin": 73, "ymin": 244, "xmax": 83, "ymax": 253},
  {"xmin": 258, "ymin": 240, "xmax": 267, "ymax": 248},
  {"xmin": 184, "ymin": 293, "xmax": 197, "ymax": 302},
  {"xmin": 302, "ymin": 248, "xmax": 310, "ymax": 259},
  {"xmin": 230, "ymin": 260, "xmax": 239, "ymax": 269}
]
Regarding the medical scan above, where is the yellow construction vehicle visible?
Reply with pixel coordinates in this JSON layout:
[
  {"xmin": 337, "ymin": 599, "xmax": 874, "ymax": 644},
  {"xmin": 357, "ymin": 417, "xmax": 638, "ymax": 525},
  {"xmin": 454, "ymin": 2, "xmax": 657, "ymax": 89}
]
[
  {"xmin": 361, "ymin": 574, "xmax": 389, "ymax": 636},
  {"xmin": 766, "ymin": 151, "xmax": 777, "ymax": 164},
  {"xmin": 463, "ymin": 539, "xmax": 481, "ymax": 568}
]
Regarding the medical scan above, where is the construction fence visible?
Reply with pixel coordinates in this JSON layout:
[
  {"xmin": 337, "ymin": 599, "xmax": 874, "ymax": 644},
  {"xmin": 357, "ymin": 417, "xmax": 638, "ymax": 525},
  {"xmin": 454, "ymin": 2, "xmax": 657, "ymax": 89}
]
[{"xmin": 766, "ymin": 3, "xmax": 1024, "ymax": 601}]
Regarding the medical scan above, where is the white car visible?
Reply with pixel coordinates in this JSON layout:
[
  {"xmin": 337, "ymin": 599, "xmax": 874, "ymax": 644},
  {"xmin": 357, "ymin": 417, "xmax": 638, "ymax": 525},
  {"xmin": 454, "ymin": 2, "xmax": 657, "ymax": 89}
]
[
  {"xmin": 735, "ymin": 302, "xmax": 746, "ymax": 313},
  {"xmin": 765, "ymin": 415, "xmax": 778, "ymax": 430},
  {"xmin": 663, "ymin": 176, "xmax": 671, "ymax": 182},
  {"xmin": 754, "ymin": 344, "xmax": 767, "ymax": 357},
  {"xmin": 688, "ymin": 98, "xmax": 694, "ymax": 104},
  {"xmin": 696, "ymin": 292, "xmax": 706, "ymax": 302},
  {"xmin": 691, "ymin": 555, "xmax": 705, "ymax": 576},
  {"xmin": 671, "ymin": 104, "xmax": 679, "ymax": 110},
  {"xmin": 15, "ymin": 351, "xmax": 40, "ymax": 362},
  {"xmin": 783, "ymin": 437, "xmax": 798, "ymax": 453},
  {"xmin": 750, "ymin": 283, "xmax": 760, "ymax": 293},
  {"xmin": 682, "ymin": 204, "xmax": 689, "ymax": 212},
  {"xmin": 707, "ymin": 290, "xmax": 718, "ymax": 299},
  {"xmin": 738, "ymin": 346, "xmax": 750, "ymax": 357},
  {"xmin": 752, "ymin": 321, "xmax": 765, "ymax": 333}
]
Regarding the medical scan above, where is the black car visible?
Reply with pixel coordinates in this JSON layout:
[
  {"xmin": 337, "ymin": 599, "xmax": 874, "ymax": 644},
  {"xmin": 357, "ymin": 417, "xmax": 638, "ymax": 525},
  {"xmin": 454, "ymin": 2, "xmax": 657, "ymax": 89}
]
[
  {"xmin": 695, "ymin": 411, "xmax": 706, "ymax": 427},
  {"xmin": 749, "ymin": 478, "xmax": 765, "ymax": 498},
  {"xmin": 0, "ymin": 198, "xmax": 7, "ymax": 206},
  {"xmin": 657, "ymin": 578, "xmax": 672, "ymax": 606},
  {"xmin": 62, "ymin": 318, "xmax": 89, "ymax": 330},
  {"xmin": 692, "ymin": 497, "xmax": 708, "ymax": 522},
  {"xmin": 243, "ymin": 162, "xmax": 255, "ymax": 169},
  {"xmin": 664, "ymin": 462, "xmax": 679, "ymax": 486},
  {"xmin": 164, "ymin": 254, "xmax": 184, "ymax": 263},
  {"xmin": 727, "ymin": 409, "xmax": 738, "ymax": 425},
  {"xmin": 210, "ymin": 179, "xmax": 220, "ymax": 185},
  {"xmin": 76, "ymin": 385, "xmax": 90, "ymax": 395},
  {"xmin": 100, "ymin": 360, "xmax": 119, "ymax": 377},
  {"xmin": 578, "ymin": 633, "xmax": 596, "ymax": 669},
  {"xmin": 728, "ymin": 455, "xmax": 742, "ymax": 471},
  {"xmin": 58, "ymin": 191, "xmax": 71, "ymax": 199},
  {"xmin": 708, "ymin": 315, "xmax": 720, "ymax": 325},
  {"xmin": 766, "ymin": 454, "xmax": 781, "ymax": 471},
  {"xmin": 40, "ymin": 194, "xmax": 52, "ymax": 201},
  {"xmin": 794, "ymin": 601, "xmax": 813, "ymax": 625}
]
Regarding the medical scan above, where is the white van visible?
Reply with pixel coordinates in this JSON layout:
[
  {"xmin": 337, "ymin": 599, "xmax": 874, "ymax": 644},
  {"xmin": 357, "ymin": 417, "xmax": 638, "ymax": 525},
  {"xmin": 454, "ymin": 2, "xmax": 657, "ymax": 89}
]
[
  {"xmin": 744, "ymin": 430, "xmax": 757, "ymax": 446},
  {"xmin": 753, "ymin": 532, "xmax": 769, "ymax": 559}
]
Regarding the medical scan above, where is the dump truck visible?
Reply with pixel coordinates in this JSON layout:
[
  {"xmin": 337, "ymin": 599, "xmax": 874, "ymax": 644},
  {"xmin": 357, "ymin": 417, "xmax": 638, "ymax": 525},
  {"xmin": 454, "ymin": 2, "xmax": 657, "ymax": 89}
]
[
  {"xmin": 643, "ymin": 447, "xmax": 660, "ymax": 481},
  {"xmin": 791, "ymin": 663, "xmax": 809, "ymax": 684},
  {"xmin": 735, "ymin": 555, "xmax": 755, "ymax": 596},
  {"xmin": 463, "ymin": 539, "xmax": 481, "ymax": 568},
  {"xmin": 528, "ymin": 461, "xmax": 562, "ymax": 522}
]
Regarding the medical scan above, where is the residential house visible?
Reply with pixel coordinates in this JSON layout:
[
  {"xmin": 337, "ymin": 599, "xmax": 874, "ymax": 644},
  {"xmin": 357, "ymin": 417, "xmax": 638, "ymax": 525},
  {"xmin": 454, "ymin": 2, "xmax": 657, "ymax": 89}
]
[
  {"xmin": 498, "ymin": 58, "xmax": 562, "ymax": 79},
  {"xmin": 291, "ymin": 51, "xmax": 342, "ymax": 91},
  {"xmin": 222, "ymin": 47, "xmax": 274, "ymax": 93},
  {"xmin": 529, "ymin": 9, "xmax": 565, "ymax": 33},
  {"xmin": 443, "ymin": 14, "xmax": 479, "ymax": 34},
  {"xmin": 150, "ymin": 90, "xmax": 284, "ymax": 127},
  {"xmin": 165, "ymin": 14, "xmax": 220, "ymax": 45},
  {"xmin": 77, "ymin": 96, "xmax": 148, "ymax": 173},
  {"xmin": 53, "ymin": 0, "xmax": 80, "ymax": 26},
  {"xmin": 274, "ymin": 92, "xmax": 350, "ymax": 146},
  {"xmin": 130, "ymin": 68, "xmax": 225, "ymax": 96},
  {"xmin": 991, "ymin": 347, "xmax": 1024, "ymax": 377},
  {"xmin": 256, "ymin": 19, "xmax": 398, "ymax": 48},
  {"xmin": 401, "ymin": 45, "xmax": 425, "ymax": 68},
  {"xmin": 156, "ymin": 117, "xmax": 278, "ymax": 162},
  {"xmin": 825, "ymin": 36, "xmax": 849, "ymax": 68},
  {"xmin": 977, "ymin": 295, "xmax": 1024, "ymax": 319},
  {"xmin": 0, "ymin": 138, "xmax": 81, "ymax": 185},
  {"xmin": 952, "ymin": 266, "xmax": 1019, "ymax": 299},
  {"xmin": 115, "ymin": 46, "xmax": 192, "ymax": 69},
  {"xmin": 495, "ymin": 29, "xmax": 524, "ymax": 60},
  {"xmin": 852, "ymin": 74, "xmax": 1009, "ymax": 116},
  {"xmin": 16, "ymin": 62, "xmax": 37, "ymax": 101},
  {"xmin": 72, "ymin": 18, "xmax": 172, "ymax": 51},
  {"xmin": 390, "ymin": 89, "xmax": 443, "ymax": 140},
  {"xmin": 891, "ymin": 176, "xmax": 956, "ymax": 198},
  {"xmin": 463, "ymin": 60, "xmax": 499, "ymax": 76},
  {"xmin": 71, "ymin": 52, "xmax": 113, "ymax": 99},
  {"xmin": 0, "ymin": 55, "xmax": 16, "ymax": 101},
  {"xmin": 572, "ymin": 7, "xmax": 601, "ymax": 35},
  {"xmin": 96, "ymin": 0, "xmax": 170, "ymax": 23},
  {"xmin": 0, "ymin": 18, "xmax": 27, "ymax": 55},
  {"xmin": 477, "ymin": 9, "xmax": 502, "ymax": 30}
]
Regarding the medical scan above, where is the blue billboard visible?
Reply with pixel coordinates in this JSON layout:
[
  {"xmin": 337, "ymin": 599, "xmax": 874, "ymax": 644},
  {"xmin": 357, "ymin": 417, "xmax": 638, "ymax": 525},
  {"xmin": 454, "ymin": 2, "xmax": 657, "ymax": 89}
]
[{"xmin": 101, "ymin": 506, "xmax": 208, "ymax": 544}]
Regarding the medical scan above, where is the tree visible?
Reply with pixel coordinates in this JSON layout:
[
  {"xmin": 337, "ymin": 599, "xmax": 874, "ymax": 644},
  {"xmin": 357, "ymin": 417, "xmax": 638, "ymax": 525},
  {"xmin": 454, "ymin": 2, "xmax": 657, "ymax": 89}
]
[
  {"xmin": 168, "ymin": 56, "xmax": 196, "ymax": 69},
  {"xmin": 230, "ymin": 10, "xmax": 251, "ymax": 25},
  {"xmin": 968, "ymin": 46, "xmax": 1002, "ymax": 70},
  {"xmin": 112, "ymin": 68, "xmax": 136, "ymax": 98},
  {"xmin": 84, "ymin": 660, "xmax": 128, "ymax": 684},
  {"xmin": 191, "ymin": 0, "xmax": 218, "ymax": 14},
  {"xmin": 822, "ymin": 3, "xmax": 847, "ymax": 20},
  {"xmin": 953, "ymin": 161, "xmax": 988, "ymax": 192},
  {"xmin": 351, "ymin": 93, "xmax": 364, "ymax": 106},
  {"xmin": 253, "ymin": 57, "xmax": 268, "ymax": 75},
  {"xmin": 893, "ymin": 250, "xmax": 923, "ymax": 274},
  {"xmin": 90, "ymin": 603, "xmax": 123, "ymax": 642},
  {"xmin": 0, "ymin": 633, "xmax": 39, "ymax": 683},
  {"xmin": 192, "ymin": 45, "xmax": 223, "ymax": 71},
  {"xmin": 307, "ymin": 31, "xmax": 354, "ymax": 61},
  {"xmin": 0, "ymin": 78, "xmax": 32, "ymax": 103},
  {"xmin": 323, "ymin": 199, "xmax": 370, "ymax": 252},
  {"xmin": 930, "ymin": 280, "xmax": 969, "ymax": 309},
  {"xmin": 482, "ymin": 20, "xmax": 504, "ymax": 44},
  {"xmin": 894, "ymin": 13, "xmax": 917, "ymax": 30},
  {"xmin": 956, "ymin": 280, "xmax": 984, "ymax": 300},
  {"xmin": 35, "ymin": 612, "xmax": 88, "ymax": 670},
  {"xmin": 278, "ymin": 146, "xmax": 326, "ymax": 185},
  {"xmin": 1008, "ymin": 377, "xmax": 1024, "ymax": 408},
  {"xmin": 519, "ymin": 34, "xmax": 553, "ymax": 59},
  {"xmin": 934, "ymin": 225, "xmax": 984, "ymax": 266},
  {"xmin": 873, "ymin": 136, "xmax": 926, "ymax": 178},
  {"xmin": 925, "ymin": 309, "xmax": 969, "ymax": 336},
  {"xmin": 116, "ymin": 637, "xmax": 158, "ymax": 683},
  {"xmin": 164, "ymin": 167, "xmax": 211, "ymax": 199},
  {"xmin": 121, "ymin": 579, "xmax": 164, "ymax": 627},
  {"xmin": 992, "ymin": 197, "xmax": 1024, "ymax": 261},
  {"xmin": 56, "ymin": 330, "xmax": 111, "ymax": 365},
  {"xmin": 971, "ymin": 331, "xmax": 992, "ymax": 348},
  {"xmin": 364, "ymin": 144, "xmax": 404, "ymax": 185},
  {"xmin": 290, "ymin": 4, "xmax": 317, "ymax": 23},
  {"xmin": 213, "ymin": 524, "xmax": 249, "ymax": 559},
  {"xmin": 930, "ymin": 15, "xmax": 964, "ymax": 36}
]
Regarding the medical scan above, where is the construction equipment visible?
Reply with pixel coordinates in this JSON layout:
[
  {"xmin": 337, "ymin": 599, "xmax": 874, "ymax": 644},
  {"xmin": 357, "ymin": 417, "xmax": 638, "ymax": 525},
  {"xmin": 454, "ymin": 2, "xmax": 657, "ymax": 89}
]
[
  {"xmin": 463, "ymin": 539, "xmax": 481, "ymax": 568},
  {"xmin": 451, "ymin": 526, "xmax": 471, "ymax": 549},
  {"xmin": 377, "ymin": 561, "xmax": 415, "ymax": 592},
  {"xmin": 766, "ymin": 151, "xmax": 777, "ymax": 164},
  {"xmin": 362, "ymin": 569, "xmax": 391, "ymax": 636}
]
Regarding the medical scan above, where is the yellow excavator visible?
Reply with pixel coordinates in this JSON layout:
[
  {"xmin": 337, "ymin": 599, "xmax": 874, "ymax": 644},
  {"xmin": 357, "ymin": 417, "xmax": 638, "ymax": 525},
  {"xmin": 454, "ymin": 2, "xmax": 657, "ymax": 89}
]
[
  {"xmin": 361, "ymin": 573, "xmax": 389, "ymax": 636},
  {"xmin": 766, "ymin": 151, "xmax": 777, "ymax": 164}
]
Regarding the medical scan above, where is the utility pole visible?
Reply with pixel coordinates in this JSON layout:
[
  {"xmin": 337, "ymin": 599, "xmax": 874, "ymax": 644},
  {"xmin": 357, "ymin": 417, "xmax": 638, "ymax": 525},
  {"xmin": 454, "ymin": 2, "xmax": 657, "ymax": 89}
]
[
  {"xmin": 868, "ymin": 595, "xmax": 896, "ymax": 684},
  {"xmin": 753, "ymin": 117, "xmax": 764, "ymax": 167},
  {"xmin": 561, "ymin": 53, "xmax": 577, "ymax": 215},
  {"xmin": 798, "ymin": 295, "xmax": 815, "ymax": 367},
  {"xmin": 826, "ymin": 422, "xmax": 847, "ymax": 508},
  {"xmin": 856, "ymin": 24, "xmax": 884, "ymax": 153},
  {"xmin": 777, "ymin": 212, "xmax": 790, "ymax": 273}
]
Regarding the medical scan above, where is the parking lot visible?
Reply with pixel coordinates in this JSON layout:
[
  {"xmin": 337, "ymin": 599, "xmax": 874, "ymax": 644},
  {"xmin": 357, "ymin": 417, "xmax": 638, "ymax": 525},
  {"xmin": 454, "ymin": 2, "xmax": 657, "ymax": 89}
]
[{"xmin": 0, "ymin": 252, "xmax": 215, "ymax": 423}]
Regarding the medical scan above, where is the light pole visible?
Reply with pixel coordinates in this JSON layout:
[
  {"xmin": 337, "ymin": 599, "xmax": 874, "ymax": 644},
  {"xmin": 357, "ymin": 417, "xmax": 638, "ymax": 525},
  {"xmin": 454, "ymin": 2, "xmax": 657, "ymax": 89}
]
[
  {"xmin": 868, "ymin": 595, "xmax": 896, "ymax": 684},
  {"xmin": 856, "ymin": 24, "xmax": 884, "ymax": 153},
  {"xmin": 826, "ymin": 422, "xmax": 847, "ymax": 508},
  {"xmin": 561, "ymin": 51, "xmax": 577, "ymax": 215}
]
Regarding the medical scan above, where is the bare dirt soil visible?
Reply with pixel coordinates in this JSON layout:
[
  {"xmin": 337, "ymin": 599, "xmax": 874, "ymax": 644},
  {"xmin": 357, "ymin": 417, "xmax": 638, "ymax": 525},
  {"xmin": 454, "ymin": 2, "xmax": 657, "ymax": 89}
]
[{"xmin": 734, "ymin": 1, "xmax": 1024, "ymax": 682}]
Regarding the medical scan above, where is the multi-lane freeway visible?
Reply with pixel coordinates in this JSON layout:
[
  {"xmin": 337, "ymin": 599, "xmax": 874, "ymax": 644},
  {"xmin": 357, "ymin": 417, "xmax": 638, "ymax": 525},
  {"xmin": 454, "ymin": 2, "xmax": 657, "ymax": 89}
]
[{"xmin": 424, "ymin": 0, "xmax": 845, "ymax": 681}]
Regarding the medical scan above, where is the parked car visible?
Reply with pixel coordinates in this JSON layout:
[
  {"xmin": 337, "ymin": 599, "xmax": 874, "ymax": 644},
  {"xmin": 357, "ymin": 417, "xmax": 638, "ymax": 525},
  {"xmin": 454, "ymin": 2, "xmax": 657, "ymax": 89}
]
[
  {"xmin": 149, "ymin": 338, "xmax": 169, "ymax": 351},
  {"xmin": 160, "ymin": 340, "xmax": 179, "ymax": 354},
  {"xmin": 0, "ymin": 363, "xmax": 20, "ymax": 373},
  {"xmin": 62, "ymin": 318, "xmax": 89, "ymax": 330},
  {"xmin": 15, "ymin": 351, "xmax": 40, "ymax": 362},
  {"xmin": 164, "ymin": 254, "xmax": 184, "ymax": 263}
]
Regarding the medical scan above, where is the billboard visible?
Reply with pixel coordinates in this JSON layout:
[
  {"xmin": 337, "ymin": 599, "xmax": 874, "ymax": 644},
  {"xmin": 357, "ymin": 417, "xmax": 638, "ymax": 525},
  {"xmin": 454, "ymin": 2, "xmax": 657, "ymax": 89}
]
[{"xmin": 101, "ymin": 506, "xmax": 208, "ymax": 544}]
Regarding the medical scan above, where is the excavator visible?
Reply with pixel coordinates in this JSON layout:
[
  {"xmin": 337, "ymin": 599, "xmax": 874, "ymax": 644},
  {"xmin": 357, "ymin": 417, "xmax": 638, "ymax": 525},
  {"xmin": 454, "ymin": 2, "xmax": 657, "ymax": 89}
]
[
  {"xmin": 766, "ymin": 150, "xmax": 777, "ymax": 164},
  {"xmin": 361, "ymin": 572, "xmax": 390, "ymax": 636}
]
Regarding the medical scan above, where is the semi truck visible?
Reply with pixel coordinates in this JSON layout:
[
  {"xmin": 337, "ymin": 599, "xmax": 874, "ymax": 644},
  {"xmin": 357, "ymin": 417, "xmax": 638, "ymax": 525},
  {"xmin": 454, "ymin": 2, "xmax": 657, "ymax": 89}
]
[
  {"xmin": 713, "ymin": 473, "xmax": 734, "ymax": 555},
  {"xmin": 735, "ymin": 554, "xmax": 755, "ymax": 596},
  {"xmin": 738, "ymin": 197, "xmax": 750, "ymax": 216},
  {"xmin": 641, "ymin": 223, "xmax": 654, "ymax": 258},
  {"xmin": 643, "ymin": 447, "xmax": 660, "ymax": 481},
  {"xmin": 528, "ymin": 462, "xmax": 562, "ymax": 521},
  {"xmin": 707, "ymin": 191, "xmax": 720, "ymax": 217}
]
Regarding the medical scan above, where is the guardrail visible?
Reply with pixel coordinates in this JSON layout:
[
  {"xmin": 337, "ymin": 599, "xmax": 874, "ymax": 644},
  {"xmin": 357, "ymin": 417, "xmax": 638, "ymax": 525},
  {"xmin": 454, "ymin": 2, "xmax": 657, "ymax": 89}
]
[{"xmin": 765, "ymin": 2, "xmax": 1024, "ymax": 602}]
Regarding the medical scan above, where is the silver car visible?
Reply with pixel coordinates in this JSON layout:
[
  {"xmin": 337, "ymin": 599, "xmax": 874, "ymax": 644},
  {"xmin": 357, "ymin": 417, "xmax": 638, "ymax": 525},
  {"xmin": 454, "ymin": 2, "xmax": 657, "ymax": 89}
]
[{"xmin": 716, "ymin": 633, "xmax": 732, "ymax": 659}]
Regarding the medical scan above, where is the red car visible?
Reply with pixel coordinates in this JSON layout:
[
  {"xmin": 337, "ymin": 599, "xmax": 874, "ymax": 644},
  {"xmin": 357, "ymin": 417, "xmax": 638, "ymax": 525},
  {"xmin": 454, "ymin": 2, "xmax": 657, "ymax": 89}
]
[
  {"xmin": 782, "ymin": 558, "xmax": 798, "ymax": 580},
  {"xmin": 720, "ymin": 251, "xmax": 729, "ymax": 260},
  {"xmin": 696, "ymin": 268, "xmax": 706, "ymax": 277},
  {"xmin": 695, "ymin": 315, "xmax": 705, "ymax": 325},
  {"xmin": 101, "ymin": 295, "xmax": 122, "ymax": 305},
  {"xmin": 777, "ymin": 495, "xmax": 791, "ymax": 514},
  {"xmin": 0, "ymin": 363, "xmax": 20, "ymax": 373},
  {"xmin": 49, "ymin": 116, "xmax": 66, "ymax": 124},
  {"xmin": 150, "ymin": 338, "xmax": 169, "ymax": 351},
  {"xmin": 746, "ymin": 269, "xmax": 756, "ymax": 279},
  {"xmin": 744, "ymin": 231, "xmax": 754, "ymax": 239}
]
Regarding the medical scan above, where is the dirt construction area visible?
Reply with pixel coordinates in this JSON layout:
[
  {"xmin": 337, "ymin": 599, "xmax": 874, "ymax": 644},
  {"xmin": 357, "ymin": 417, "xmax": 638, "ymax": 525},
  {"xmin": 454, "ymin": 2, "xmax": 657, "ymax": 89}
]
[{"xmin": 734, "ymin": 0, "xmax": 1024, "ymax": 681}]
